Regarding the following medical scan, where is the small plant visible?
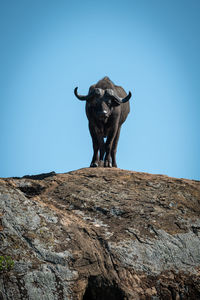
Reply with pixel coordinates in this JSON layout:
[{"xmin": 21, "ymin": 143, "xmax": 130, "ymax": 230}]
[{"xmin": 0, "ymin": 256, "xmax": 14, "ymax": 272}]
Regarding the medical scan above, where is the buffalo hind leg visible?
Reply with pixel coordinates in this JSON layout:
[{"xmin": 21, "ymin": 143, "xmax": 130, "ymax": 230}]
[{"xmin": 111, "ymin": 126, "xmax": 121, "ymax": 168}]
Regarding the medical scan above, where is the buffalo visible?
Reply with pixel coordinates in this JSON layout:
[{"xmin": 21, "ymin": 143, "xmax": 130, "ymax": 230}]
[{"xmin": 74, "ymin": 76, "xmax": 132, "ymax": 168}]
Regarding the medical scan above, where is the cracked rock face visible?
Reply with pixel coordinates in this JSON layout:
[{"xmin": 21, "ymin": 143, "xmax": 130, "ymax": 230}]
[{"xmin": 0, "ymin": 168, "xmax": 200, "ymax": 299}]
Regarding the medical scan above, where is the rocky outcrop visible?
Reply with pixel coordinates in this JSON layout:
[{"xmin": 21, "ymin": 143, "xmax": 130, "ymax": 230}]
[{"xmin": 0, "ymin": 168, "xmax": 200, "ymax": 299}]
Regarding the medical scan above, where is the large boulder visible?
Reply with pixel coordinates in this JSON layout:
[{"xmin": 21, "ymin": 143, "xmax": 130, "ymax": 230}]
[{"xmin": 0, "ymin": 168, "xmax": 200, "ymax": 299}]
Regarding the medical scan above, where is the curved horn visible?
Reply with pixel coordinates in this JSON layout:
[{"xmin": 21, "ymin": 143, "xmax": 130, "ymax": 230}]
[
  {"xmin": 118, "ymin": 91, "xmax": 132, "ymax": 103},
  {"xmin": 105, "ymin": 89, "xmax": 132, "ymax": 104},
  {"xmin": 93, "ymin": 88, "xmax": 105, "ymax": 97},
  {"xmin": 74, "ymin": 87, "xmax": 91, "ymax": 101}
]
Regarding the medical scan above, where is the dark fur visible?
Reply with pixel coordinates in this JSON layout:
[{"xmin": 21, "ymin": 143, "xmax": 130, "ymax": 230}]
[{"xmin": 79, "ymin": 77, "xmax": 131, "ymax": 168}]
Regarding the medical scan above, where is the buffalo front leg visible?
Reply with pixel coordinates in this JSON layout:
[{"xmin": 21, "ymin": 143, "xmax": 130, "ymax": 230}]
[
  {"xmin": 99, "ymin": 137, "xmax": 105, "ymax": 167},
  {"xmin": 111, "ymin": 126, "xmax": 121, "ymax": 168},
  {"xmin": 89, "ymin": 123, "xmax": 99, "ymax": 167},
  {"xmin": 104, "ymin": 128, "xmax": 118, "ymax": 167}
]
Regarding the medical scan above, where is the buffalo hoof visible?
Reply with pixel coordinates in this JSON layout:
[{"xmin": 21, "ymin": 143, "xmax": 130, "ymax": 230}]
[
  {"xmin": 90, "ymin": 162, "xmax": 98, "ymax": 168},
  {"xmin": 98, "ymin": 160, "xmax": 104, "ymax": 167},
  {"xmin": 104, "ymin": 160, "xmax": 112, "ymax": 168}
]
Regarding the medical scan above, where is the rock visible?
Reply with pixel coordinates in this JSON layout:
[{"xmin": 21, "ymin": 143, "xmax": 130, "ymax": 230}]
[{"xmin": 0, "ymin": 168, "xmax": 200, "ymax": 299}]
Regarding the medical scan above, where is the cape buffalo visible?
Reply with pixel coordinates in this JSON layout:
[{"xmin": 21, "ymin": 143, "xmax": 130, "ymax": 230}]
[{"xmin": 74, "ymin": 76, "xmax": 132, "ymax": 168}]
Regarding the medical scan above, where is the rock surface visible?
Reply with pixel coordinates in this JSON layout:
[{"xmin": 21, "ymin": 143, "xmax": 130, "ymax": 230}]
[{"xmin": 0, "ymin": 168, "xmax": 200, "ymax": 299}]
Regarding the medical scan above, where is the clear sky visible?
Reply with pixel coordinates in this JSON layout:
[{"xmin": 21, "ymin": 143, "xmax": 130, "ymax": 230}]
[{"xmin": 0, "ymin": 0, "xmax": 199, "ymax": 180}]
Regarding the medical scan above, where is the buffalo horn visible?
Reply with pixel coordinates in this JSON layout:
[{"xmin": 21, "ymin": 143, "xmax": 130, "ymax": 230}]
[
  {"xmin": 74, "ymin": 87, "xmax": 92, "ymax": 101},
  {"xmin": 118, "ymin": 91, "xmax": 132, "ymax": 103},
  {"xmin": 93, "ymin": 88, "xmax": 104, "ymax": 97},
  {"xmin": 105, "ymin": 89, "xmax": 132, "ymax": 104}
]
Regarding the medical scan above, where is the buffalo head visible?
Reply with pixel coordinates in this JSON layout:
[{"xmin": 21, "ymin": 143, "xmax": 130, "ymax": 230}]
[{"xmin": 74, "ymin": 87, "xmax": 131, "ymax": 123}]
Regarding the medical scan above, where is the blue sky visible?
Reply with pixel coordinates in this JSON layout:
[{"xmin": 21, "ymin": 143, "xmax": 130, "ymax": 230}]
[{"xmin": 0, "ymin": 0, "xmax": 199, "ymax": 180}]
